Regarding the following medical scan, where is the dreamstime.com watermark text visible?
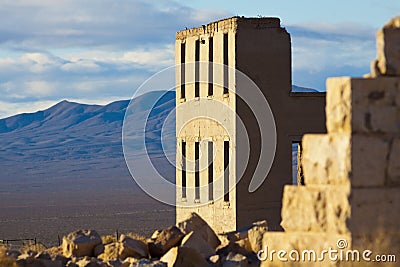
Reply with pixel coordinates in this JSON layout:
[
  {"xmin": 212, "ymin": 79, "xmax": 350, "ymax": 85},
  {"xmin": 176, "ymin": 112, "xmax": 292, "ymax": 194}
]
[{"xmin": 257, "ymin": 239, "xmax": 397, "ymax": 263}]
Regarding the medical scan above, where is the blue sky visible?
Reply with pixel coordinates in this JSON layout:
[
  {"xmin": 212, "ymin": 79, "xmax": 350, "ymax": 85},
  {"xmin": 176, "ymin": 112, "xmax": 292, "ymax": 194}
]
[
  {"xmin": 0, "ymin": 0, "xmax": 398, "ymax": 118},
  {"xmin": 175, "ymin": 0, "xmax": 398, "ymax": 26}
]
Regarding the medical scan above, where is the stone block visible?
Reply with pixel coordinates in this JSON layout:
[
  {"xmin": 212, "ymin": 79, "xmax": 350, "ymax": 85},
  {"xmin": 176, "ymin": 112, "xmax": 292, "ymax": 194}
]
[
  {"xmin": 247, "ymin": 221, "xmax": 268, "ymax": 254},
  {"xmin": 388, "ymin": 138, "xmax": 400, "ymax": 185},
  {"xmin": 281, "ymin": 185, "xmax": 350, "ymax": 234},
  {"xmin": 62, "ymin": 230, "xmax": 102, "ymax": 258},
  {"xmin": 260, "ymin": 232, "xmax": 351, "ymax": 267},
  {"xmin": 119, "ymin": 234, "xmax": 149, "ymax": 260},
  {"xmin": 177, "ymin": 212, "xmax": 221, "ymax": 249},
  {"xmin": 302, "ymin": 133, "xmax": 388, "ymax": 187},
  {"xmin": 221, "ymin": 220, "xmax": 268, "ymax": 254},
  {"xmin": 94, "ymin": 243, "xmax": 104, "ymax": 257},
  {"xmin": 326, "ymin": 77, "xmax": 352, "ymax": 134},
  {"xmin": 97, "ymin": 243, "xmax": 119, "ymax": 262},
  {"xmin": 326, "ymin": 77, "xmax": 400, "ymax": 134},
  {"xmin": 376, "ymin": 17, "xmax": 400, "ymax": 76},
  {"xmin": 148, "ymin": 226, "xmax": 184, "ymax": 258},
  {"xmin": 351, "ymin": 78, "xmax": 400, "ymax": 134},
  {"xmin": 348, "ymin": 187, "xmax": 400, "ymax": 237},
  {"xmin": 160, "ymin": 247, "xmax": 209, "ymax": 267},
  {"xmin": 351, "ymin": 134, "xmax": 388, "ymax": 187},
  {"xmin": 180, "ymin": 231, "xmax": 215, "ymax": 258},
  {"xmin": 302, "ymin": 134, "xmax": 351, "ymax": 186}
]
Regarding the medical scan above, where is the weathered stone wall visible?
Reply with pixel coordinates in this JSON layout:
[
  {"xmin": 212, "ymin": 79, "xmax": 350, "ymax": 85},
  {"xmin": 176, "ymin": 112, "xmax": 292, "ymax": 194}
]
[
  {"xmin": 261, "ymin": 16, "xmax": 400, "ymax": 266},
  {"xmin": 321, "ymin": 17, "xmax": 400, "ymax": 254},
  {"xmin": 327, "ymin": 76, "xmax": 400, "ymax": 253},
  {"xmin": 370, "ymin": 17, "xmax": 400, "ymax": 77}
]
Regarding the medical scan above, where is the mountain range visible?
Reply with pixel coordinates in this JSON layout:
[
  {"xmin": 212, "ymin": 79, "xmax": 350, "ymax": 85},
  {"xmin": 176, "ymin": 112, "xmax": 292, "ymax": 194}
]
[
  {"xmin": 0, "ymin": 85, "xmax": 318, "ymax": 184},
  {"xmin": 0, "ymin": 91, "xmax": 174, "ymax": 182},
  {"xmin": 0, "ymin": 85, "xmax": 318, "ymax": 244}
]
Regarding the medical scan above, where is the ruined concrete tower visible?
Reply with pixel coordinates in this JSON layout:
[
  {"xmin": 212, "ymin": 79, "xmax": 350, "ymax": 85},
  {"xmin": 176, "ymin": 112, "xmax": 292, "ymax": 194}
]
[{"xmin": 175, "ymin": 17, "xmax": 326, "ymax": 233}]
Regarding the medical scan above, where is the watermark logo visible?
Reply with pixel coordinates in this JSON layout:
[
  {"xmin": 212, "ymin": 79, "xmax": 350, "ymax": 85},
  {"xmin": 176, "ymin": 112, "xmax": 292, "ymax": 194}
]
[
  {"xmin": 336, "ymin": 238, "xmax": 348, "ymax": 250},
  {"xmin": 122, "ymin": 62, "xmax": 277, "ymax": 206},
  {"xmin": 257, "ymin": 239, "xmax": 397, "ymax": 263}
]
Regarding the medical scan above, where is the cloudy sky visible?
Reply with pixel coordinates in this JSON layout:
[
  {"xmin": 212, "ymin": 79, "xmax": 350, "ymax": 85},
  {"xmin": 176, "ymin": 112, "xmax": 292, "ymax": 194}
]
[{"xmin": 0, "ymin": 0, "xmax": 399, "ymax": 118}]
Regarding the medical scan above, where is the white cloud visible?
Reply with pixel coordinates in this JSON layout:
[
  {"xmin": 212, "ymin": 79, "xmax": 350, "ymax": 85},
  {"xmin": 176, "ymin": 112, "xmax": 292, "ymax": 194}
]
[
  {"xmin": 0, "ymin": 0, "xmax": 232, "ymax": 117},
  {"xmin": 288, "ymin": 22, "xmax": 376, "ymax": 89},
  {"xmin": 59, "ymin": 45, "xmax": 175, "ymax": 71},
  {"xmin": 25, "ymin": 81, "xmax": 56, "ymax": 96},
  {"xmin": 22, "ymin": 53, "xmax": 64, "ymax": 73},
  {"xmin": 0, "ymin": 47, "xmax": 170, "ymax": 100},
  {"xmin": 122, "ymin": 45, "xmax": 174, "ymax": 70},
  {"xmin": 0, "ymin": 53, "xmax": 65, "ymax": 75},
  {"xmin": 0, "ymin": 0, "xmax": 229, "ymax": 50},
  {"xmin": 61, "ymin": 60, "xmax": 103, "ymax": 73},
  {"xmin": 22, "ymin": 53, "xmax": 60, "ymax": 65},
  {"xmin": 0, "ymin": 0, "xmax": 382, "ymax": 114}
]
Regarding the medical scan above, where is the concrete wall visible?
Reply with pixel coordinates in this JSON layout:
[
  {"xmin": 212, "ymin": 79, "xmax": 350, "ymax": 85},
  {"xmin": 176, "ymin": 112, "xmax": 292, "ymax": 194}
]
[
  {"xmin": 175, "ymin": 17, "xmax": 326, "ymax": 233},
  {"xmin": 175, "ymin": 18, "xmax": 238, "ymax": 233},
  {"xmin": 235, "ymin": 18, "xmax": 326, "ymax": 230}
]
